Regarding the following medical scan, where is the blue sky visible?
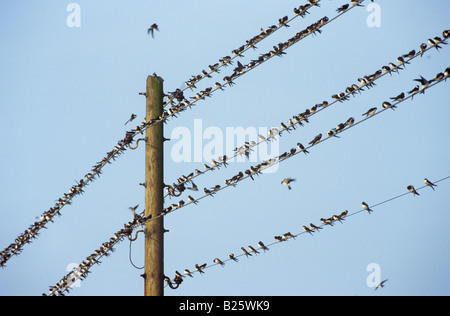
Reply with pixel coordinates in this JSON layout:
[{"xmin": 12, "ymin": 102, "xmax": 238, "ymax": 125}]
[{"xmin": 1, "ymin": 0, "xmax": 449, "ymax": 296}]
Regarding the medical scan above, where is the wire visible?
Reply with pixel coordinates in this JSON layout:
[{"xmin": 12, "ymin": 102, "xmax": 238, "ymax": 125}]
[
  {"xmin": 43, "ymin": 73, "xmax": 447, "ymax": 295},
  {"xmin": 162, "ymin": 30, "xmax": 448, "ymax": 198},
  {"xmin": 172, "ymin": 0, "xmax": 324, "ymax": 98},
  {"xmin": 173, "ymin": 174, "xmax": 450, "ymax": 279},
  {"xmin": 2, "ymin": 1, "xmax": 368, "ymax": 268},
  {"xmin": 146, "ymin": 70, "xmax": 449, "ymax": 224}
]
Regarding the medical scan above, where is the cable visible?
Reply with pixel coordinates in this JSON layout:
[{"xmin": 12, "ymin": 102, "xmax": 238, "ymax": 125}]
[
  {"xmin": 145, "ymin": 69, "xmax": 449, "ymax": 225},
  {"xmin": 171, "ymin": 174, "xmax": 450, "ymax": 280},
  {"xmin": 162, "ymin": 30, "xmax": 448, "ymax": 199},
  {"xmin": 2, "ymin": 1, "xmax": 369, "ymax": 268},
  {"xmin": 43, "ymin": 72, "xmax": 447, "ymax": 295},
  {"xmin": 173, "ymin": 0, "xmax": 324, "ymax": 98}
]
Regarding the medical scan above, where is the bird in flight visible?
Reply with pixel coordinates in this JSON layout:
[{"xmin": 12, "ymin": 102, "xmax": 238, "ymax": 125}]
[
  {"xmin": 281, "ymin": 178, "xmax": 296, "ymax": 190},
  {"xmin": 148, "ymin": 23, "xmax": 159, "ymax": 38},
  {"xmin": 375, "ymin": 279, "xmax": 388, "ymax": 291},
  {"xmin": 125, "ymin": 114, "xmax": 137, "ymax": 125}
]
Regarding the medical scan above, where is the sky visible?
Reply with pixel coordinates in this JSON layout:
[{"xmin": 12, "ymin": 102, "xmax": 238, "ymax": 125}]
[{"xmin": 0, "ymin": 0, "xmax": 449, "ymax": 296}]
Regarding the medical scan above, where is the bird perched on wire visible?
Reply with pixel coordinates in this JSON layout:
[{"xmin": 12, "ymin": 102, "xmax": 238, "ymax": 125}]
[
  {"xmin": 362, "ymin": 107, "xmax": 377, "ymax": 117},
  {"xmin": 213, "ymin": 258, "xmax": 225, "ymax": 267},
  {"xmin": 407, "ymin": 185, "xmax": 420, "ymax": 196},
  {"xmin": 258, "ymin": 241, "xmax": 269, "ymax": 252},
  {"xmin": 241, "ymin": 247, "xmax": 252, "ymax": 258},
  {"xmin": 195, "ymin": 263, "xmax": 207, "ymax": 274},
  {"xmin": 362, "ymin": 202, "xmax": 373, "ymax": 214},
  {"xmin": 424, "ymin": 178, "xmax": 437, "ymax": 191},
  {"xmin": 281, "ymin": 178, "xmax": 296, "ymax": 190},
  {"xmin": 125, "ymin": 114, "xmax": 137, "ymax": 125},
  {"xmin": 147, "ymin": 23, "xmax": 159, "ymax": 38},
  {"xmin": 309, "ymin": 133, "xmax": 322, "ymax": 146}
]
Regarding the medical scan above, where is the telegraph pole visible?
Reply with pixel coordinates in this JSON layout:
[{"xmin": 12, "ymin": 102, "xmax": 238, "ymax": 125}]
[{"xmin": 144, "ymin": 74, "xmax": 164, "ymax": 296}]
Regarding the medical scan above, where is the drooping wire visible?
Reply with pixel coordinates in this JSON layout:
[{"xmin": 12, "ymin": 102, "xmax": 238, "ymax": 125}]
[
  {"xmin": 162, "ymin": 30, "xmax": 449, "ymax": 200},
  {"xmin": 1, "ymin": 1, "xmax": 368, "ymax": 269},
  {"xmin": 44, "ymin": 68, "xmax": 448, "ymax": 295},
  {"xmin": 171, "ymin": 174, "xmax": 450, "ymax": 280}
]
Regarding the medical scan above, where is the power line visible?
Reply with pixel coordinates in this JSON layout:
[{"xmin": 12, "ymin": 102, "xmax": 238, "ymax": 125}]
[
  {"xmin": 0, "ymin": 0, "xmax": 368, "ymax": 268},
  {"xmin": 43, "ymin": 68, "xmax": 448, "ymax": 295},
  {"xmin": 147, "ymin": 70, "xmax": 449, "ymax": 223},
  {"xmin": 169, "ymin": 175, "xmax": 450, "ymax": 281},
  {"xmin": 162, "ymin": 30, "xmax": 449, "ymax": 199},
  {"xmin": 174, "ymin": 0, "xmax": 324, "ymax": 98}
]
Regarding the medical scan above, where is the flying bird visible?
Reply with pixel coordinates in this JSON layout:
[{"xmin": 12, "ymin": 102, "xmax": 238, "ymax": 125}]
[
  {"xmin": 414, "ymin": 76, "xmax": 432, "ymax": 94},
  {"xmin": 125, "ymin": 114, "xmax": 137, "ymax": 125},
  {"xmin": 375, "ymin": 279, "xmax": 388, "ymax": 291},
  {"xmin": 147, "ymin": 23, "xmax": 159, "ymax": 38},
  {"xmin": 424, "ymin": 178, "xmax": 437, "ymax": 191},
  {"xmin": 281, "ymin": 178, "xmax": 296, "ymax": 190}
]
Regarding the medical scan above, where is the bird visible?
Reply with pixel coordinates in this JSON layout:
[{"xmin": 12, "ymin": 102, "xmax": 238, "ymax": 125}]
[
  {"xmin": 187, "ymin": 195, "xmax": 198, "ymax": 205},
  {"xmin": 241, "ymin": 247, "xmax": 252, "ymax": 258},
  {"xmin": 204, "ymin": 188, "xmax": 215, "ymax": 198},
  {"xmin": 424, "ymin": 178, "xmax": 437, "ymax": 191},
  {"xmin": 362, "ymin": 107, "xmax": 377, "ymax": 117},
  {"xmin": 414, "ymin": 76, "xmax": 432, "ymax": 94},
  {"xmin": 228, "ymin": 253, "xmax": 239, "ymax": 262},
  {"xmin": 362, "ymin": 202, "xmax": 373, "ymax": 214},
  {"xmin": 125, "ymin": 114, "xmax": 137, "ymax": 125},
  {"xmin": 303, "ymin": 225, "xmax": 314, "ymax": 235},
  {"xmin": 213, "ymin": 258, "xmax": 225, "ymax": 267},
  {"xmin": 283, "ymin": 232, "xmax": 296, "ymax": 240},
  {"xmin": 382, "ymin": 101, "xmax": 396, "ymax": 111},
  {"xmin": 129, "ymin": 205, "xmax": 139, "ymax": 217},
  {"xmin": 297, "ymin": 142, "xmax": 309, "ymax": 154},
  {"xmin": 175, "ymin": 271, "xmax": 185, "ymax": 279},
  {"xmin": 375, "ymin": 279, "xmax": 388, "ymax": 291},
  {"xmin": 184, "ymin": 269, "xmax": 193, "ymax": 278},
  {"xmin": 310, "ymin": 223, "xmax": 323, "ymax": 232},
  {"xmin": 408, "ymin": 85, "xmax": 420, "ymax": 100},
  {"xmin": 428, "ymin": 38, "xmax": 442, "ymax": 51},
  {"xmin": 309, "ymin": 133, "xmax": 322, "ymax": 146},
  {"xmin": 258, "ymin": 241, "xmax": 269, "ymax": 252},
  {"xmin": 281, "ymin": 178, "xmax": 296, "ymax": 190},
  {"xmin": 248, "ymin": 245, "xmax": 260, "ymax": 255},
  {"xmin": 390, "ymin": 92, "xmax": 405, "ymax": 102},
  {"xmin": 419, "ymin": 43, "xmax": 428, "ymax": 57},
  {"xmin": 147, "ymin": 23, "xmax": 159, "ymax": 38},
  {"xmin": 345, "ymin": 117, "xmax": 355, "ymax": 126},
  {"xmin": 195, "ymin": 263, "xmax": 207, "ymax": 274},
  {"xmin": 407, "ymin": 185, "xmax": 420, "ymax": 196}
]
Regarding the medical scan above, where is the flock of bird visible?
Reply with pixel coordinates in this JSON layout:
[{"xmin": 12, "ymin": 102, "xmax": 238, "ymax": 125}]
[
  {"xmin": 168, "ymin": 175, "xmax": 438, "ymax": 285},
  {"xmin": 2, "ymin": 0, "xmax": 448, "ymax": 295},
  {"xmin": 144, "ymin": 64, "xmax": 450, "ymax": 232},
  {"xmin": 162, "ymin": 29, "xmax": 449, "ymax": 201},
  {"xmin": 1, "ymin": 0, "xmax": 368, "ymax": 270},
  {"xmin": 44, "ymin": 44, "xmax": 448, "ymax": 299}
]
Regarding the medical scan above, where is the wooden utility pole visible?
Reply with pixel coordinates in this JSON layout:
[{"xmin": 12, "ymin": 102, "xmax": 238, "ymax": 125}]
[{"xmin": 144, "ymin": 74, "xmax": 164, "ymax": 296}]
